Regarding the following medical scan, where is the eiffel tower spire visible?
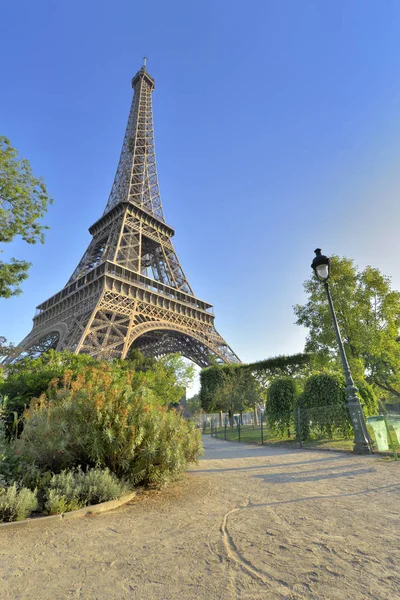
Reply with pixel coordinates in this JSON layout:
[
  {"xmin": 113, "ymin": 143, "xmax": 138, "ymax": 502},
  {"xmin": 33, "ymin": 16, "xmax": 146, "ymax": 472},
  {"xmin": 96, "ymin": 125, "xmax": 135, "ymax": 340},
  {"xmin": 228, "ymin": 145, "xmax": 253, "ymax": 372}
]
[
  {"xmin": 103, "ymin": 60, "xmax": 164, "ymax": 220},
  {"xmin": 8, "ymin": 64, "xmax": 240, "ymax": 367}
]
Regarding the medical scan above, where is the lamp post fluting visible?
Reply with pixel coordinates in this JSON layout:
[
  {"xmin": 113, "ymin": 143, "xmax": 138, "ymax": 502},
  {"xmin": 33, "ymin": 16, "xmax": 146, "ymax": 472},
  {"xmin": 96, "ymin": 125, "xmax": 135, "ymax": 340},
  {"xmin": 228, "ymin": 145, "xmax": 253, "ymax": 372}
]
[{"xmin": 311, "ymin": 249, "xmax": 373, "ymax": 455}]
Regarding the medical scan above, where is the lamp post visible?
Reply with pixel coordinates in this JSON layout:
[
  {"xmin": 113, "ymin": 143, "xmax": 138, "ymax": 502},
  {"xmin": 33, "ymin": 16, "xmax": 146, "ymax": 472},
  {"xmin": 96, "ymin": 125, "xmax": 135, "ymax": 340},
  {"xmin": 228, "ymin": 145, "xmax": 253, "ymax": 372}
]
[{"xmin": 311, "ymin": 249, "xmax": 372, "ymax": 454}]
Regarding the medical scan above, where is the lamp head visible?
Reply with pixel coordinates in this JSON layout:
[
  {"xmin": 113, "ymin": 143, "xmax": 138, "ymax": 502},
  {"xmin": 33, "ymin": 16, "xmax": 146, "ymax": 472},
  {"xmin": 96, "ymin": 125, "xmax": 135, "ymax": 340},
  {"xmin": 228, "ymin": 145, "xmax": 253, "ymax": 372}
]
[{"xmin": 311, "ymin": 248, "xmax": 330, "ymax": 281}]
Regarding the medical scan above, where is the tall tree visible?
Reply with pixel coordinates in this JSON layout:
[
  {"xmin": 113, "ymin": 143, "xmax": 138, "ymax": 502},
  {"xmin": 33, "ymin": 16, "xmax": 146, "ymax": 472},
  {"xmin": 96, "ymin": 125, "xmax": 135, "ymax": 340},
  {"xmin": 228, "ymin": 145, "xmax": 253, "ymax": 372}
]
[
  {"xmin": 0, "ymin": 136, "xmax": 52, "ymax": 298},
  {"xmin": 294, "ymin": 256, "xmax": 400, "ymax": 398},
  {"xmin": 186, "ymin": 393, "xmax": 202, "ymax": 416},
  {"xmin": 143, "ymin": 354, "xmax": 195, "ymax": 407}
]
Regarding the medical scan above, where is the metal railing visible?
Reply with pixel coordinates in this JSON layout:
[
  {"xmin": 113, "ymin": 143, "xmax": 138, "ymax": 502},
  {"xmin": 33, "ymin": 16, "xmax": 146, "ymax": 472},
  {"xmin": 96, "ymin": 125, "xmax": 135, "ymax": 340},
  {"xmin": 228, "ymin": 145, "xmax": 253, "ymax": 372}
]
[{"xmin": 200, "ymin": 405, "xmax": 400, "ymax": 459}]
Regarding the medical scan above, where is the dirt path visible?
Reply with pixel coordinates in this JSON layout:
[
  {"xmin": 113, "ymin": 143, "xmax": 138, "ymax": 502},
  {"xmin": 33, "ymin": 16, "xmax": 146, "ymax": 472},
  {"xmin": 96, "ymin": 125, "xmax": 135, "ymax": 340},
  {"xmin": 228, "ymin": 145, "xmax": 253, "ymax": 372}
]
[{"xmin": 1, "ymin": 437, "xmax": 399, "ymax": 599}]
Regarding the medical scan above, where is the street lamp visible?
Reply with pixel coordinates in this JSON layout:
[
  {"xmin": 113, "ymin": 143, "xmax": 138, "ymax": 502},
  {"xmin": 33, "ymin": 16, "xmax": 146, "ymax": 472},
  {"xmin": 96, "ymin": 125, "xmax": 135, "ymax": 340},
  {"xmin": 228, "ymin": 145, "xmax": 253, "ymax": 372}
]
[{"xmin": 311, "ymin": 249, "xmax": 373, "ymax": 454}]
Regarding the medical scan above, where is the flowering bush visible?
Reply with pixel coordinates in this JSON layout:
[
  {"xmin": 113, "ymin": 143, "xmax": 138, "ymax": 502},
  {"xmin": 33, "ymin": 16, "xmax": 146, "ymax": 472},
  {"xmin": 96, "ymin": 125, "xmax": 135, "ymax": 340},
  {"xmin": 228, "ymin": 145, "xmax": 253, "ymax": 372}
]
[{"xmin": 16, "ymin": 364, "xmax": 202, "ymax": 486}]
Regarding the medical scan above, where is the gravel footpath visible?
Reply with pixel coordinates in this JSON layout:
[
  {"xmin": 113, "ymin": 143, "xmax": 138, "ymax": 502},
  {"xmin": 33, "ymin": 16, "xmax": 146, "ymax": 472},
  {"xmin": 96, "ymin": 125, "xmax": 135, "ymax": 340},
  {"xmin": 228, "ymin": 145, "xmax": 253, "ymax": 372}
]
[{"xmin": 0, "ymin": 437, "xmax": 399, "ymax": 599}]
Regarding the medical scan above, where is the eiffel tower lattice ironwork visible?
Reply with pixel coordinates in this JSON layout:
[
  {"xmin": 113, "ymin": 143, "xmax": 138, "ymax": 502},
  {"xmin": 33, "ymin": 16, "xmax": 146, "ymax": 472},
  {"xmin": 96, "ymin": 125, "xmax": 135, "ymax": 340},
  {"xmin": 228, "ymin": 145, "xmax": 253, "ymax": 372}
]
[{"xmin": 10, "ymin": 62, "xmax": 240, "ymax": 367}]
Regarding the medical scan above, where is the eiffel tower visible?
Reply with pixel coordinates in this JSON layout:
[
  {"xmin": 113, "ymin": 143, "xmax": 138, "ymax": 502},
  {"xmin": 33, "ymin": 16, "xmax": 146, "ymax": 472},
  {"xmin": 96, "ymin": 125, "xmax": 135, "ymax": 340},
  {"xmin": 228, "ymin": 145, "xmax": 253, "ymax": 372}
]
[{"xmin": 10, "ymin": 61, "xmax": 240, "ymax": 368}]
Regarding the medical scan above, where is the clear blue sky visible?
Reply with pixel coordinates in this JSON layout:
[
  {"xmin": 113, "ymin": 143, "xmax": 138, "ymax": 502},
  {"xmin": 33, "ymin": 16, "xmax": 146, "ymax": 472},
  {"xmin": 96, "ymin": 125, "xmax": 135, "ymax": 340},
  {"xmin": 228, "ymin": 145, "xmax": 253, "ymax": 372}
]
[{"xmin": 2, "ymin": 1, "xmax": 400, "ymax": 389}]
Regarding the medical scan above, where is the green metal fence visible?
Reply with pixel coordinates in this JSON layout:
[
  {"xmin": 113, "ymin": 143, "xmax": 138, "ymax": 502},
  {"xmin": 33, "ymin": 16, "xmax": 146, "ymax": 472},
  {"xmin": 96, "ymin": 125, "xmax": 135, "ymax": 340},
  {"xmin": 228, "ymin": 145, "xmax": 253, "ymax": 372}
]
[{"xmin": 204, "ymin": 405, "xmax": 400, "ymax": 458}]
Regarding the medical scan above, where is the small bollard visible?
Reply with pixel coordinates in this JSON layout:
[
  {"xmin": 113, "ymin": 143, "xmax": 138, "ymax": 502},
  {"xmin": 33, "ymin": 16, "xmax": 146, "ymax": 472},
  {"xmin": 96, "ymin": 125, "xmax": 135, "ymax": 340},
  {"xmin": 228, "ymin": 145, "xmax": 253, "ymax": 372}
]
[{"xmin": 297, "ymin": 406, "xmax": 302, "ymax": 449}]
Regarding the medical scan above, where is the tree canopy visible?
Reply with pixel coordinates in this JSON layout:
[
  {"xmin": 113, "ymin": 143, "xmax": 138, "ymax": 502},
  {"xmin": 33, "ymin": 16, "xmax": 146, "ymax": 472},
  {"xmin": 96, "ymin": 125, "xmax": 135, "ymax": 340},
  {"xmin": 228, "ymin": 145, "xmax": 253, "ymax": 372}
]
[
  {"xmin": 199, "ymin": 354, "xmax": 310, "ymax": 413},
  {"xmin": 294, "ymin": 256, "xmax": 400, "ymax": 398},
  {"xmin": 0, "ymin": 136, "xmax": 52, "ymax": 297}
]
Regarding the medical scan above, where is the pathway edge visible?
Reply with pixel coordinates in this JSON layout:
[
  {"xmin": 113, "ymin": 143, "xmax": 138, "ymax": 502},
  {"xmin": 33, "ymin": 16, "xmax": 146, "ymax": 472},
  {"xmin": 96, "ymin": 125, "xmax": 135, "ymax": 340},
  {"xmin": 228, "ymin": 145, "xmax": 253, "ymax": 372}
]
[{"xmin": 0, "ymin": 491, "xmax": 136, "ymax": 531}]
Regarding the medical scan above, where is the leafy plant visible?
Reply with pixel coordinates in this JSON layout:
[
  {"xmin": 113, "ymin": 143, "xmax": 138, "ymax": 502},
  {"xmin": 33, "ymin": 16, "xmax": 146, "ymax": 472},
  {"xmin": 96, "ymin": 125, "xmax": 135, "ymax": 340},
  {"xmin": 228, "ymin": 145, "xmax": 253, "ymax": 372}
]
[
  {"xmin": 143, "ymin": 354, "xmax": 195, "ymax": 407},
  {"xmin": 356, "ymin": 380, "xmax": 379, "ymax": 416},
  {"xmin": 266, "ymin": 377, "xmax": 297, "ymax": 436},
  {"xmin": 45, "ymin": 467, "xmax": 127, "ymax": 515},
  {"xmin": 297, "ymin": 373, "xmax": 351, "ymax": 439},
  {"xmin": 0, "ymin": 136, "xmax": 52, "ymax": 298},
  {"xmin": 0, "ymin": 395, "xmax": 21, "ymax": 485},
  {"xmin": 16, "ymin": 364, "xmax": 203, "ymax": 486},
  {"xmin": 0, "ymin": 483, "xmax": 38, "ymax": 522},
  {"xmin": 0, "ymin": 350, "xmax": 100, "ymax": 436}
]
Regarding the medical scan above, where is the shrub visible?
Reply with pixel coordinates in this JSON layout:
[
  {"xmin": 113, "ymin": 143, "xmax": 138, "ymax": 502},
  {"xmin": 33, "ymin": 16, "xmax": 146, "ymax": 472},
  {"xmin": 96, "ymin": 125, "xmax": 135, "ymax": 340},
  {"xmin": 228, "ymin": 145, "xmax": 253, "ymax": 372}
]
[
  {"xmin": 0, "ymin": 351, "xmax": 99, "ymax": 437},
  {"xmin": 0, "ymin": 483, "xmax": 38, "ymax": 522},
  {"xmin": 0, "ymin": 396, "xmax": 21, "ymax": 486},
  {"xmin": 16, "ymin": 365, "xmax": 203, "ymax": 486},
  {"xmin": 199, "ymin": 354, "xmax": 311, "ymax": 412},
  {"xmin": 266, "ymin": 377, "xmax": 297, "ymax": 436},
  {"xmin": 127, "ymin": 408, "xmax": 202, "ymax": 486},
  {"xmin": 45, "ymin": 489, "xmax": 82, "ymax": 515},
  {"xmin": 297, "ymin": 373, "xmax": 350, "ymax": 439},
  {"xmin": 356, "ymin": 380, "xmax": 379, "ymax": 416},
  {"xmin": 45, "ymin": 467, "xmax": 127, "ymax": 515}
]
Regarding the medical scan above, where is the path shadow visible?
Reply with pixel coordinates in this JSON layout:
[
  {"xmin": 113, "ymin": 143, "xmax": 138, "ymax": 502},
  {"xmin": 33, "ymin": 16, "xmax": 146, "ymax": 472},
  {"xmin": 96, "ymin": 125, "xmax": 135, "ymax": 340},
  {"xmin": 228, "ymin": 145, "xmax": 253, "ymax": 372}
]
[
  {"xmin": 253, "ymin": 465, "xmax": 376, "ymax": 484},
  {"xmin": 199, "ymin": 438, "xmax": 302, "ymax": 461},
  {"xmin": 189, "ymin": 455, "xmax": 351, "ymax": 474},
  {"xmin": 236, "ymin": 482, "xmax": 400, "ymax": 509}
]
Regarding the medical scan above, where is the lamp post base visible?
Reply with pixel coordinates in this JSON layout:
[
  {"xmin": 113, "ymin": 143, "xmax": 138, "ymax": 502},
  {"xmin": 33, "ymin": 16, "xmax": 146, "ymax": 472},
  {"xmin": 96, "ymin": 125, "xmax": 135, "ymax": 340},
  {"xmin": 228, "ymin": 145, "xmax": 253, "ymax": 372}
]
[
  {"xmin": 347, "ymin": 392, "xmax": 373, "ymax": 455},
  {"xmin": 352, "ymin": 441, "xmax": 373, "ymax": 455}
]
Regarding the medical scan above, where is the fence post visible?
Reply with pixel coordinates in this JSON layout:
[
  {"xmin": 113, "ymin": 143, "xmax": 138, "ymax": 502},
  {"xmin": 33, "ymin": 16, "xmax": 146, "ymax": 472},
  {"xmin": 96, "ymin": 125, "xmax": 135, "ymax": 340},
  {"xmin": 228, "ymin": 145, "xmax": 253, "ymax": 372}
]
[
  {"xmin": 261, "ymin": 414, "xmax": 264, "ymax": 445},
  {"xmin": 297, "ymin": 406, "xmax": 303, "ymax": 449},
  {"xmin": 384, "ymin": 415, "xmax": 398, "ymax": 460}
]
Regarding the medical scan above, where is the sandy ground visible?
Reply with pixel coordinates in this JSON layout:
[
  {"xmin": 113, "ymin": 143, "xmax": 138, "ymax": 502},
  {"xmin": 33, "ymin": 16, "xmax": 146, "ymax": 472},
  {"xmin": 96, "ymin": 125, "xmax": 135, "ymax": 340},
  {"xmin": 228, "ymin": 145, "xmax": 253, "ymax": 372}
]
[{"xmin": 0, "ymin": 437, "xmax": 399, "ymax": 600}]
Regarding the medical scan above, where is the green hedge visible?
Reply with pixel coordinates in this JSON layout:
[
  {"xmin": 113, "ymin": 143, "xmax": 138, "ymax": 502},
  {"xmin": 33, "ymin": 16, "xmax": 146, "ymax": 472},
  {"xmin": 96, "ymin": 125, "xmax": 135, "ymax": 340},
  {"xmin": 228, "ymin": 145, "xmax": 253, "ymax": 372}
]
[
  {"xmin": 200, "ymin": 353, "xmax": 311, "ymax": 412},
  {"xmin": 296, "ymin": 373, "xmax": 351, "ymax": 439},
  {"xmin": 356, "ymin": 380, "xmax": 379, "ymax": 416},
  {"xmin": 266, "ymin": 377, "xmax": 297, "ymax": 436}
]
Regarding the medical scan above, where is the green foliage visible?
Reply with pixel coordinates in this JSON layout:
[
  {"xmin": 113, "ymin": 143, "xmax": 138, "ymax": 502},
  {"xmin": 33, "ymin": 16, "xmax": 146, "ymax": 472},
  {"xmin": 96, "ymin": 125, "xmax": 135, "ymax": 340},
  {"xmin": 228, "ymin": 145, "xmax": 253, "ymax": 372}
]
[
  {"xmin": 186, "ymin": 393, "xmax": 201, "ymax": 416},
  {"xmin": 0, "ymin": 350, "xmax": 100, "ymax": 435},
  {"xmin": 16, "ymin": 363, "xmax": 203, "ymax": 486},
  {"xmin": 297, "ymin": 373, "xmax": 350, "ymax": 439},
  {"xmin": 200, "ymin": 364, "xmax": 231, "ymax": 412},
  {"xmin": 300, "ymin": 373, "xmax": 346, "ymax": 409},
  {"xmin": 0, "ymin": 136, "xmax": 52, "ymax": 297},
  {"xmin": 0, "ymin": 351, "xmax": 202, "ymax": 519},
  {"xmin": 0, "ymin": 336, "xmax": 15, "ymax": 363},
  {"xmin": 0, "ymin": 483, "xmax": 38, "ymax": 522},
  {"xmin": 1, "ymin": 351, "xmax": 193, "ymax": 429},
  {"xmin": 144, "ymin": 354, "xmax": 195, "ymax": 407},
  {"xmin": 124, "ymin": 348, "xmax": 157, "ymax": 372},
  {"xmin": 127, "ymin": 408, "xmax": 202, "ymax": 486},
  {"xmin": 45, "ymin": 489, "xmax": 83, "ymax": 515},
  {"xmin": 240, "ymin": 370, "xmax": 263, "ymax": 410},
  {"xmin": 114, "ymin": 352, "xmax": 194, "ymax": 407},
  {"xmin": 245, "ymin": 353, "xmax": 313, "ymax": 384},
  {"xmin": 266, "ymin": 377, "xmax": 297, "ymax": 435},
  {"xmin": 200, "ymin": 363, "xmax": 244, "ymax": 414},
  {"xmin": 294, "ymin": 256, "xmax": 400, "ymax": 398},
  {"xmin": 200, "ymin": 354, "xmax": 309, "ymax": 413},
  {"xmin": 45, "ymin": 468, "xmax": 128, "ymax": 515},
  {"xmin": 356, "ymin": 380, "xmax": 379, "ymax": 416},
  {"xmin": 0, "ymin": 396, "xmax": 21, "ymax": 486}
]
